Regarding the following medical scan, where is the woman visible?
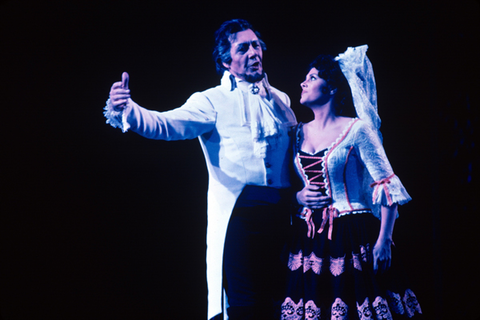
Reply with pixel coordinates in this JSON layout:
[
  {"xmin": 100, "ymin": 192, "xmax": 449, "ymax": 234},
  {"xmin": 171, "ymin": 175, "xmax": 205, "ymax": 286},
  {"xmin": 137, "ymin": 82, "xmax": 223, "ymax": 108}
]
[{"xmin": 280, "ymin": 46, "xmax": 423, "ymax": 320}]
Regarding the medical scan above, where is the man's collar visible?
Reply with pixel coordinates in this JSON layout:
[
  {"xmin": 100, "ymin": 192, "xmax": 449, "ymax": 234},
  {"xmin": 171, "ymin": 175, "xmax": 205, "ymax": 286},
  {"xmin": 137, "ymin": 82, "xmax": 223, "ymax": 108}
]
[{"xmin": 220, "ymin": 71, "xmax": 270, "ymax": 92}]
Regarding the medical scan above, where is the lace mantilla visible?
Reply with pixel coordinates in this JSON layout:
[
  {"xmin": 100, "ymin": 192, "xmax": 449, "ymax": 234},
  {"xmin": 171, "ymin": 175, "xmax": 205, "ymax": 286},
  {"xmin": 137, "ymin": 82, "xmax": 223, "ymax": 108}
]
[{"xmin": 335, "ymin": 45, "xmax": 382, "ymax": 142}]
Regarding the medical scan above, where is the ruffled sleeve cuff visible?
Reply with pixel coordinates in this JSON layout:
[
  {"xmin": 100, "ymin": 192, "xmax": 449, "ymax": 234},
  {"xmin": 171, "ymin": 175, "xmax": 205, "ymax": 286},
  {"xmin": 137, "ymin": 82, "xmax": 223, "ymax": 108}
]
[
  {"xmin": 370, "ymin": 174, "xmax": 412, "ymax": 207},
  {"xmin": 103, "ymin": 98, "xmax": 131, "ymax": 133}
]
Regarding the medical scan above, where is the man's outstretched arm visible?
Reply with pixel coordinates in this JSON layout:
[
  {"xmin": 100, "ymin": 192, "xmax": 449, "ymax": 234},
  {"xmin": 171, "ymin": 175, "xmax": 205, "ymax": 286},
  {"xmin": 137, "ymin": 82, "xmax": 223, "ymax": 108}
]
[{"xmin": 104, "ymin": 72, "xmax": 217, "ymax": 140}]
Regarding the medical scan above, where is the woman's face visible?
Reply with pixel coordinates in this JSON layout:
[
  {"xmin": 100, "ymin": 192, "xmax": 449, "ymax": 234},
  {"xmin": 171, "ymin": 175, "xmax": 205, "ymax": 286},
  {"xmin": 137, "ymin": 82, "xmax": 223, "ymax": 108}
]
[{"xmin": 300, "ymin": 68, "xmax": 331, "ymax": 107}]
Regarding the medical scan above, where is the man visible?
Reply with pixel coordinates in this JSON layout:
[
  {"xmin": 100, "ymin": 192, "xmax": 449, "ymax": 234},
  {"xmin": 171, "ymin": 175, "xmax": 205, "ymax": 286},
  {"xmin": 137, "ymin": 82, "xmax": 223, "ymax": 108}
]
[{"xmin": 104, "ymin": 19, "xmax": 297, "ymax": 320}]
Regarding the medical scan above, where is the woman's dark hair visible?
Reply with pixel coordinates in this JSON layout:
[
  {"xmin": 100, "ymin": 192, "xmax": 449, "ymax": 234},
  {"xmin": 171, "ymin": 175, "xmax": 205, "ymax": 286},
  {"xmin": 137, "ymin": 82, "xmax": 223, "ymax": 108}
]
[
  {"xmin": 309, "ymin": 54, "xmax": 356, "ymax": 117},
  {"xmin": 212, "ymin": 19, "xmax": 266, "ymax": 75}
]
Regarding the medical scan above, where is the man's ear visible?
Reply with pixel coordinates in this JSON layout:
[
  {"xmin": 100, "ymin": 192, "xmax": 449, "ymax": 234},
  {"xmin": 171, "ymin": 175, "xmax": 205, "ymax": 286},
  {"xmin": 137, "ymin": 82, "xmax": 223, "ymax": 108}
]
[{"xmin": 222, "ymin": 62, "xmax": 230, "ymax": 70}]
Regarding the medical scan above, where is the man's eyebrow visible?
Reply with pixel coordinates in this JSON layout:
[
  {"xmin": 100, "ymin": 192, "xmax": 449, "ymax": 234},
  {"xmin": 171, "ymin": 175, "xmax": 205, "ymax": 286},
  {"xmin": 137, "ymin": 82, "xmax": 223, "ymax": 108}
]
[{"xmin": 233, "ymin": 40, "xmax": 260, "ymax": 50}]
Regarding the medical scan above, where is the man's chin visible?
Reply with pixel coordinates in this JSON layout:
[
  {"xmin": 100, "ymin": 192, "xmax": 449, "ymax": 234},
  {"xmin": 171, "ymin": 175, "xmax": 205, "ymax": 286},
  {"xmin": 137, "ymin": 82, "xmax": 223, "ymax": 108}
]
[{"xmin": 244, "ymin": 71, "xmax": 264, "ymax": 83}]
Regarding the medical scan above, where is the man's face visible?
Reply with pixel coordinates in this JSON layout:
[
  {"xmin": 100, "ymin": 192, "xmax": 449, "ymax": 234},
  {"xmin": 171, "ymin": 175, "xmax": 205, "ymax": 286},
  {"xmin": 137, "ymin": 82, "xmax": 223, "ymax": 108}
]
[{"xmin": 223, "ymin": 29, "xmax": 264, "ymax": 83}]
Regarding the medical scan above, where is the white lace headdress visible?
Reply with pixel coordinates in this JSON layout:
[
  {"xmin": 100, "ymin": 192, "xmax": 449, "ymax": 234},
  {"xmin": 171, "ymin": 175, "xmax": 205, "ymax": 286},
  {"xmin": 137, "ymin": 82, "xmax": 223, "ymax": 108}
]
[{"xmin": 335, "ymin": 45, "xmax": 382, "ymax": 142}]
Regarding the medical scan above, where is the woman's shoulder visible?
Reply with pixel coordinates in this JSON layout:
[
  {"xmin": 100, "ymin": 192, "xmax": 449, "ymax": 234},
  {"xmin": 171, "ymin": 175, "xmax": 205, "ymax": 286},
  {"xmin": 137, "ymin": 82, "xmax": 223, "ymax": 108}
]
[
  {"xmin": 335, "ymin": 117, "xmax": 373, "ymax": 143},
  {"xmin": 348, "ymin": 117, "xmax": 371, "ymax": 132},
  {"xmin": 338, "ymin": 116, "xmax": 356, "ymax": 123},
  {"xmin": 335, "ymin": 116, "xmax": 356, "ymax": 129},
  {"xmin": 294, "ymin": 122, "xmax": 305, "ymax": 131},
  {"xmin": 293, "ymin": 122, "xmax": 304, "ymax": 144},
  {"xmin": 349, "ymin": 118, "xmax": 384, "ymax": 146}
]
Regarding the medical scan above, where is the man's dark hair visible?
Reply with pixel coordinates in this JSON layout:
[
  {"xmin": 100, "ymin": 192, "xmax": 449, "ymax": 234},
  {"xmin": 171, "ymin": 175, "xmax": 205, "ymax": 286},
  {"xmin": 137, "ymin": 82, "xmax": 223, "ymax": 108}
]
[
  {"xmin": 309, "ymin": 54, "xmax": 356, "ymax": 117},
  {"xmin": 213, "ymin": 19, "xmax": 266, "ymax": 75}
]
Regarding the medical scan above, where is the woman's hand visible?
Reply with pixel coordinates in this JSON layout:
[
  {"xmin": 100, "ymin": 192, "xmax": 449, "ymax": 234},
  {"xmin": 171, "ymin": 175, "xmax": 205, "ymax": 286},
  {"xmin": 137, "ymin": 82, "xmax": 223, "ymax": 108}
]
[
  {"xmin": 296, "ymin": 185, "xmax": 331, "ymax": 209},
  {"xmin": 373, "ymin": 237, "xmax": 392, "ymax": 274},
  {"xmin": 109, "ymin": 72, "xmax": 130, "ymax": 111},
  {"xmin": 373, "ymin": 204, "xmax": 397, "ymax": 273}
]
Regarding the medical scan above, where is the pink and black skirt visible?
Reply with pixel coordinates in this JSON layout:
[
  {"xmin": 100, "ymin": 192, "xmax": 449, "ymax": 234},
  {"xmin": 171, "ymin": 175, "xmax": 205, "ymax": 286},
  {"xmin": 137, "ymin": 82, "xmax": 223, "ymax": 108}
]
[{"xmin": 280, "ymin": 211, "xmax": 423, "ymax": 320}]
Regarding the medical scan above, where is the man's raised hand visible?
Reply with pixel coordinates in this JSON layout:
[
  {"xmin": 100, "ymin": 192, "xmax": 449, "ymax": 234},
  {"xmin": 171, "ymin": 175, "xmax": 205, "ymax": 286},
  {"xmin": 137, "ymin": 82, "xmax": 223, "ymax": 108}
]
[
  {"xmin": 121, "ymin": 72, "xmax": 129, "ymax": 90},
  {"xmin": 109, "ymin": 72, "xmax": 130, "ymax": 111}
]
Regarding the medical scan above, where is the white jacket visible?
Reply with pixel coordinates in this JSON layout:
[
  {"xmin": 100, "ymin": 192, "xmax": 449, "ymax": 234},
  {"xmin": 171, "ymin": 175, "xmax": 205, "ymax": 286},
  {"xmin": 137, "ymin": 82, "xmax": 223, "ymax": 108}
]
[{"xmin": 104, "ymin": 71, "xmax": 297, "ymax": 319}]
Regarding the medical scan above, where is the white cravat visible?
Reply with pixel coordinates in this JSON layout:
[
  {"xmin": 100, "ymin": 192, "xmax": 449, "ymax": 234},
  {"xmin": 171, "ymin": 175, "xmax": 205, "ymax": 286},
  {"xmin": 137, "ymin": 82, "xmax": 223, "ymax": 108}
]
[{"xmin": 236, "ymin": 76, "xmax": 295, "ymax": 158}]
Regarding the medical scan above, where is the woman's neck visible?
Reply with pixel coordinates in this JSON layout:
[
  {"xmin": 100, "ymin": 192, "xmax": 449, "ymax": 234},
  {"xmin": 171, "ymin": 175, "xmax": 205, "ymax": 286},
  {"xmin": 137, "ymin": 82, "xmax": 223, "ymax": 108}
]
[
  {"xmin": 309, "ymin": 102, "xmax": 338, "ymax": 130},
  {"xmin": 301, "ymin": 103, "xmax": 352, "ymax": 154}
]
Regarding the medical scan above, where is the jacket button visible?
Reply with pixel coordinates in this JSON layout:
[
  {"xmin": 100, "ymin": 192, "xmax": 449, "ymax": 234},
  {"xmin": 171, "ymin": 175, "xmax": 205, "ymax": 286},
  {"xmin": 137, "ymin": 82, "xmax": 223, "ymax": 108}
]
[
  {"xmin": 267, "ymin": 179, "xmax": 273, "ymax": 185},
  {"xmin": 265, "ymin": 162, "xmax": 272, "ymax": 168}
]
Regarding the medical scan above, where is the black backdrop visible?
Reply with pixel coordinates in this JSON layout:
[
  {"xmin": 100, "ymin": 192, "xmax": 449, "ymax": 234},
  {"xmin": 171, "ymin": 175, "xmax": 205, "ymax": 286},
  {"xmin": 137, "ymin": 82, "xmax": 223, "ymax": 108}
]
[{"xmin": 1, "ymin": 0, "xmax": 479, "ymax": 319}]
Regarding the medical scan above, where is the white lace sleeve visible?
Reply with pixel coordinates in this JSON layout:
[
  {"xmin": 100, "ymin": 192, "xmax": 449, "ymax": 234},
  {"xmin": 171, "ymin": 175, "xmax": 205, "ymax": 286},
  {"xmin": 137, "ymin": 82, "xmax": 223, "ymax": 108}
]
[
  {"xmin": 370, "ymin": 174, "xmax": 412, "ymax": 207},
  {"xmin": 336, "ymin": 45, "xmax": 411, "ymax": 210},
  {"xmin": 355, "ymin": 121, "xmax": 411, "ymax": 207},
  {"xmin": 103, "ymin": 98, "xmax": 132, "ymax": 133}
]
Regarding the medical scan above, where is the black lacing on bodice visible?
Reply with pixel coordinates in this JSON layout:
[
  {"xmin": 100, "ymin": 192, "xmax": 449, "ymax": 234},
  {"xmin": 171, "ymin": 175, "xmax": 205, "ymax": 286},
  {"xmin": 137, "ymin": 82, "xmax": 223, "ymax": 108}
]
[{"xmin": 297, "ymin": 149, "xmax": 328, "ymax": 195}]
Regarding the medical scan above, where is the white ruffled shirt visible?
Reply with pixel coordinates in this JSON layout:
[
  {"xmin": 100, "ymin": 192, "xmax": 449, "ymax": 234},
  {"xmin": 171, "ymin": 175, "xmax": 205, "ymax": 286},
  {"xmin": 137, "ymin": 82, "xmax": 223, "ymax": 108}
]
[{"xmin": 234, "ymin": 75, "xmax": 297, "ymax": 158}]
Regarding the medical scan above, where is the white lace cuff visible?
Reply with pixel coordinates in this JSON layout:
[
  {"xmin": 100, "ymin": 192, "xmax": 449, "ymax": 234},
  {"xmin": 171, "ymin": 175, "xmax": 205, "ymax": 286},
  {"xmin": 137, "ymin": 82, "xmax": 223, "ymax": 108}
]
[
  {"xmin": 371, "ymin": 174, "xmax": 411, "ymax": 207},
  {"xmin": 103, "ymin": 98, "xmax": 131, "ymax": 133}
]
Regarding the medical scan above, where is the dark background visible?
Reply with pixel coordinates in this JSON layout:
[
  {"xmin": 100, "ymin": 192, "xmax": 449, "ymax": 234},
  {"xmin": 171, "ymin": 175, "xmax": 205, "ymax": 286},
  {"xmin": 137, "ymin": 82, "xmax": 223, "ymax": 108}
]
[{"xmin": 1, "ymin": 0, "xmax": 478, "ymax": 319}]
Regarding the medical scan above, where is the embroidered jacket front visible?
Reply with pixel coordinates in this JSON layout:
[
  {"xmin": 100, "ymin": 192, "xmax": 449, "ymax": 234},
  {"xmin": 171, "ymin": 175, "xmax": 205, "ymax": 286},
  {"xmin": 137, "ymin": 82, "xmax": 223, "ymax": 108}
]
[{"xmin": 294, "ymin": 118, "xmax": 411, "ymax": 222}]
